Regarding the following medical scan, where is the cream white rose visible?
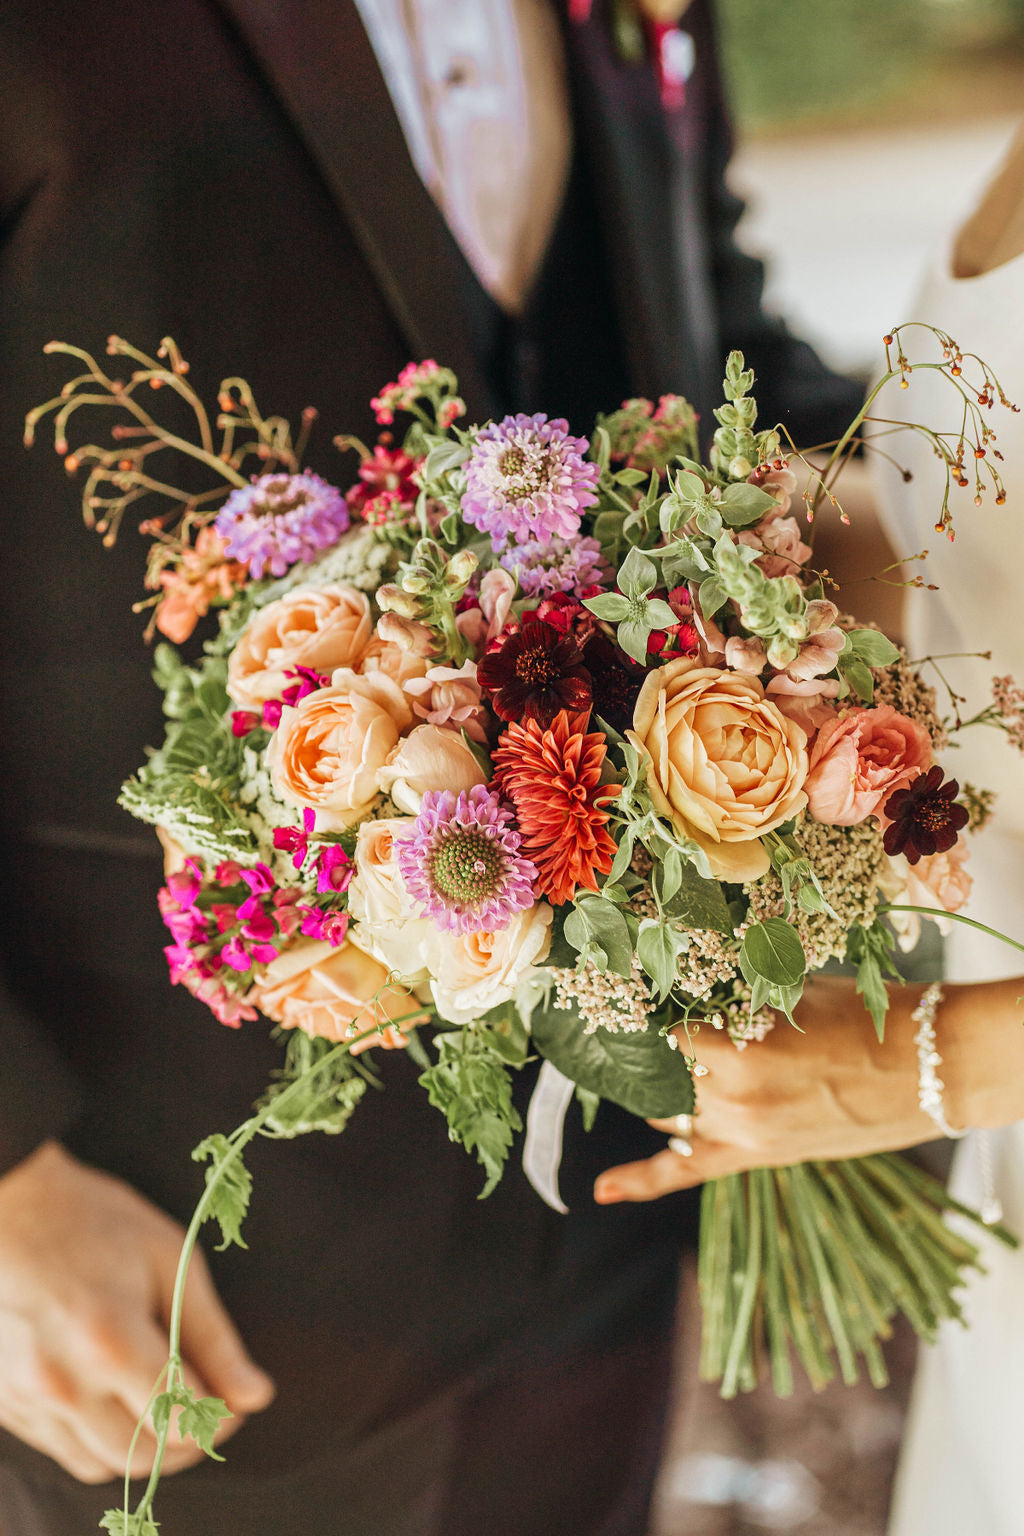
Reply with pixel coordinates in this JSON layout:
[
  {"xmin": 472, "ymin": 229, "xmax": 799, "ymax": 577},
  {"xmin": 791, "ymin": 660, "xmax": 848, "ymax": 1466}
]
[
  {"xmin": 426, "ymin": 904, "xmax": 553, "ymax": 1025},
  {"xmin": 346, "ymin": 818, "xmax": 433, "ymax": 980}
]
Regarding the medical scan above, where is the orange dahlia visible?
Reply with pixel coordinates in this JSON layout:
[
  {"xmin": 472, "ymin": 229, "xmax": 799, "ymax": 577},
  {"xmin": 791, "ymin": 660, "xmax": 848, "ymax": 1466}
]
[{"xmin": 492, "ymin": 710, "xmax": 619, "ymax": 905}]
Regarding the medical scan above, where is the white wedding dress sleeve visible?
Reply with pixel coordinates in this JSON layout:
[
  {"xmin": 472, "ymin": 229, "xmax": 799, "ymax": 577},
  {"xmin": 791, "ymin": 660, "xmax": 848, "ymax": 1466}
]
[{"xmin": 871, "ymin": 129, "xmax": 1024, "ymax": 1536}]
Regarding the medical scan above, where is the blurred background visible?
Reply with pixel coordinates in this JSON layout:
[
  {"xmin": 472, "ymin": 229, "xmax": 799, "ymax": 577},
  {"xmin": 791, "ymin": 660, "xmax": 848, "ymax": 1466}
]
[{"xmin": 652, "ymin": 3, "xmax": 1022, "ymax": 1531}]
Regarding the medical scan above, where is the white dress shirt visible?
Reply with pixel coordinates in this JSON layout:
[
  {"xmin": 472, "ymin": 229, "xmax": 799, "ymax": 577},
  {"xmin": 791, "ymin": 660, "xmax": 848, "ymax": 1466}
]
[{"xmin": 353, "ymin": 0, "xmax": 572, "ymax": 314}]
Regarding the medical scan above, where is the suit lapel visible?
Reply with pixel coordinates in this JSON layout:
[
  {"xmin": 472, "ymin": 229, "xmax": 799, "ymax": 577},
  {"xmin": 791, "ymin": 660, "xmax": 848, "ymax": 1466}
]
[{"xmin": 213, "ymin": 0, "xmax": 497, "ymax": 415}]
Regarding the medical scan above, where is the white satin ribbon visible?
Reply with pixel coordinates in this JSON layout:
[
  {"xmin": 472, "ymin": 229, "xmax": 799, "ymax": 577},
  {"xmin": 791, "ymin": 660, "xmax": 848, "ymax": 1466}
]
[{"xmin": 523, "ymin": 1059, "xmax": 575, "ymax": 1213}]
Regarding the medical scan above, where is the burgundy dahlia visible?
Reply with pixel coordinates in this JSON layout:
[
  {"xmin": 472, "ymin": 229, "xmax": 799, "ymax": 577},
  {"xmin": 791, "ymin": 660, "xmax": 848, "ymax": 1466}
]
[
  {"xmin": 882, "ymin": 766, "xmax": 969, "ymax": 865},
  {"xmin": 477, "ymin": 619, "xmax": 592, "ymax": 727}
]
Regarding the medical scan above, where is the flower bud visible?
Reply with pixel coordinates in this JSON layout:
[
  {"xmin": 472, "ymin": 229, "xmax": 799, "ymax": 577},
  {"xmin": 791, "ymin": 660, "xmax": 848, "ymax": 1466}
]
[
  {"xmin": 729, "ymin": 455, "xmax": 753, "ymax": 480},
  {"xmin": 376, "ymin": 584, "xmax": 422, "ymax": 619},
  {"xmin": 445, "ymin": 549, "xmax": 478, "ymax": 587},
  {"xmin": 401, "ymin": 570, "xmax": 432, "ymax": 596}
]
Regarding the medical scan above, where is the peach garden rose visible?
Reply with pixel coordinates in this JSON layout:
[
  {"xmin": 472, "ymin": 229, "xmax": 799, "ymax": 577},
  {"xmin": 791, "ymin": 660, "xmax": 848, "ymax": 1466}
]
[
  {"xmin": 626, "ymin": 656, "xmax": 809, "ymax": 881},
  {"xmin": 267, "ymin": 667, "xmax": 413, "ymax": 830},
  {"xmin": 250, "ymin": 935, "xmax": 427, "ymax": 1050},
  {"xmin": 227, "ymin": 583, "xmax": 374, "ymax": 707}
]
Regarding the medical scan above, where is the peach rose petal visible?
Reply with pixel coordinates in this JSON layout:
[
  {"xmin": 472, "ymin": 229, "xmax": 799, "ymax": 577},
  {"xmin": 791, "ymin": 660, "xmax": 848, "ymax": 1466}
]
[{"xmin": 228, "ymin": 584, "xmax": 374, "ymax": 707}]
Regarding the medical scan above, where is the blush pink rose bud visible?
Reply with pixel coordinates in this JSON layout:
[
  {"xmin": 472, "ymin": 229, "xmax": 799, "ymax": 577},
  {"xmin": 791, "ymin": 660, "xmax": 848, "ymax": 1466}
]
[{"xmin": 803, "ymin": 705, "xmax": 932, "ymax": 826}]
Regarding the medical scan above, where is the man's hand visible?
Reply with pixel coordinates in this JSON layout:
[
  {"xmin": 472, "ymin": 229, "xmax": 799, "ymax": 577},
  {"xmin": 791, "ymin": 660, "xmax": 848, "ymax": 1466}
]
[
  {"xmin": 593, "ymin": 973, "xmax": 1024, "ymax": 1205},
  {"xmin": 0, "ymin": 1141, "xmax": 274, "ymax": 1483}
]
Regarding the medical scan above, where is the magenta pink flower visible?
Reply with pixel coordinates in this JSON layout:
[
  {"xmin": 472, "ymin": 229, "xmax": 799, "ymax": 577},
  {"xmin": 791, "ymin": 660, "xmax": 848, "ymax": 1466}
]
[
  {"xmin": 315, "ymin": 843, "xmax": 352, "ymax": 894},
  {"xmin": 299, "ymin": 906, "xmax": 349, "ymax": 945},
  {"xmin": 274, "ymin": 808, "xmax": 317, "ymax": 872},
  {"xmin": 236, "ymin": 863, "xmax": 275, "ymax": 920}
]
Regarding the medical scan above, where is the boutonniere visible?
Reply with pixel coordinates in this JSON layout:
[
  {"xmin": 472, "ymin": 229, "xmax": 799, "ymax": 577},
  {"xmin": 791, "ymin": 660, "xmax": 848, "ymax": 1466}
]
[{"xmin": 569, "ymin": 0, "xmax": 695, "ymax": 109}]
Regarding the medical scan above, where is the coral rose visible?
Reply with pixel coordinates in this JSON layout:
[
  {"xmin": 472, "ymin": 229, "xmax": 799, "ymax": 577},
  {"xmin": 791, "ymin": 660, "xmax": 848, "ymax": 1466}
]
[
  {"xmin": 268, "ymin": 668, "xmax": 413, "ymax": 830},
  {"xmin": 426, "ymin": 904, "xmax": 554, "ymax": 1025},
  {"xmin": 376, "ymin": 723, "xmax": 486, "ymax": 815},
  {"xmin": 626, "ymin": 657, "xmax": 809, "ymax": 880},
  {"xmin": 804, "ymin": 705, "xmax": 931, "ymax": 827},
  {"xmin": 250, "ymin": 936, "xmax": 427, "ymax": 1050},
  {"xmin": 227, "ymin": 584, "xmax": 373, "ymax": 707}
]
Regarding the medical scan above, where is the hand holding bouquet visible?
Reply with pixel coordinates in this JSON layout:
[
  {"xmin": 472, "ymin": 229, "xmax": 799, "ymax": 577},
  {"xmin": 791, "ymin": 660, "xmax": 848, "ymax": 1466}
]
[{"xmin": 26, "ymin": 329, "xmax": 1024, "ymax": 1534}]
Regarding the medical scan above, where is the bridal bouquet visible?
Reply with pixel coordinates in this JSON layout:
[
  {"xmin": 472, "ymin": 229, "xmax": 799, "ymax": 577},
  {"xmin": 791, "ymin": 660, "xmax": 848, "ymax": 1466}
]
[{"xmin": 26, "ymin": 330, "xmax": 1023, "ymax": 1531}]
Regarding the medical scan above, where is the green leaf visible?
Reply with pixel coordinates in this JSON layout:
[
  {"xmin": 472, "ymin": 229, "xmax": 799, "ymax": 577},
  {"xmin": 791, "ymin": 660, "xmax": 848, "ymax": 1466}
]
[
  {"xmin": 583, "ymin": 592, "xmax": 632, "ymax": 622},
  {"xmin": 259, "ymin": 1032, "xmax": 367, "ymax": 1139},
  {"xmin": 846, "ymin": 628, "xmax": 901, "ymax": 668},
  {"xmin": 422, "ymin": 439, "xmax": 470, "ymax": 480},
  {"xmin": 698, "ymin": 575, "xmax": 727, "ymax": 618},
  {"xmin": 847, "ymin": 921, "xmax": 900, "ymax": 1041},
  {"xmin": 671, "ymin": 469, "xmax": 707, "ymax": 504},
  {"xmin": 720, "ymin": 482, "xmax": 776, "ymax": 527},
  {"xmin": 617, "ymin": 618, "xmax": 652, "ymax": 666},
  {"xmin": 615, "ymin": 466, "xmax": 649, "ymax": 486},
  {"xmin": 531, "ymin": 1003, "xmax": 694, "ymax": 1118},
  {"xmin": 564, "ymin": 895, "xmax": 635, "ymax": 978},
  {"xmin": 420, "ymin": 1033, "xmax": 522, "ymax": 1197},
  {"xmin": 576, "ymin": 1085, "xmax": 601, "ymax": 1132},
  {"xmin": 637, "ymin": 918, "xmax": 684, "ymax": 1001},
  {"xmin": 100, "ymin": 1511, "xmax": 160, "ymax": 1536},
  {"xmin": 191, "ymin": 1134, "xmax": 252, "ymax": 1250},
  {"xmin": 663, "ymin": 861, "xmax": 733, "ymax": 935},
  {"xmin": 178, "ymin": 1392, "xmax": 232, "ymax": 1459},
  {"xmin": 645, "ymin": 597, "xmax": 678, "ymax": 630},
  {"xmin": 838, "ymin": 653, "xmax": 875, "ymax": 703},
  {"xmin": 654, "ymin": 844, "xmax": 683, "ymax": 905},
  {"xmin": 618, "ymin": 545, "xmax": 658, "ymax": 596},
  {"xmin": 438, "ymin": 509, "xmax": 460, "ymax": 544},
  {"xmin": 592, "ymin": 424, "xmax": 611, "ymax": 473},
  {"xmin": 740, "ymin": 918, "xmax": 806, "ymax": 987}
]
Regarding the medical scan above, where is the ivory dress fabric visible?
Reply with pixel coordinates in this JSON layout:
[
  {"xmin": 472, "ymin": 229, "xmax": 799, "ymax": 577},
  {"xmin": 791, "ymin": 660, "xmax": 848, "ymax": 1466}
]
[{"xmin": 872, "ymin": 130, "xmax": 1024, "ymax": 1536}]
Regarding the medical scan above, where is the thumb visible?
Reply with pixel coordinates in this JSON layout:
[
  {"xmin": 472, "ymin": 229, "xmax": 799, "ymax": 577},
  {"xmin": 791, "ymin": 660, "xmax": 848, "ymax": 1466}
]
[{"xmin": 174, "ymin": 1252, "xmax": 276, "ymax": 1416}]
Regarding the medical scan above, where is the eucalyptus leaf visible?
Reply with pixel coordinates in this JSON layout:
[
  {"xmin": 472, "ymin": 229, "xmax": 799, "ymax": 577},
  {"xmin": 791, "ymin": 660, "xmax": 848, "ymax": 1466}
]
[
  {"xmin": 637, "ymin": 919, "xmax": 685, "ymax": 1001},
  {"xmin": 531, "ymin": 1004, "xmax": 694, "ymax": 1118}
]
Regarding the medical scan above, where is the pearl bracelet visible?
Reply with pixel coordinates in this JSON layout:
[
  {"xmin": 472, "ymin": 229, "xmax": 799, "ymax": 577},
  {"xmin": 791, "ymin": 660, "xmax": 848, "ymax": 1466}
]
[{"xmin": 912, "ymin": 982, "xmax": 968, "ymax": 1141}]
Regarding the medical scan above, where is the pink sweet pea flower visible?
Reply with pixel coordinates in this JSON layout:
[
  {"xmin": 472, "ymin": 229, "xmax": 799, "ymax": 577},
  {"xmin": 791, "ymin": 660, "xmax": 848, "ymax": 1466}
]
[{"xmin": 222, "ymin": 937, "xmax": 253, "ymax": 971}]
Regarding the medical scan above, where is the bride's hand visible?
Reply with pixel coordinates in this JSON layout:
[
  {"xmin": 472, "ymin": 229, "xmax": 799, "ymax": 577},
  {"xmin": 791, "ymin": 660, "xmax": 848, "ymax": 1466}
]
[{"xmin": 592, "ymin": 972, "xmax": 1024, "ymax": 1204}]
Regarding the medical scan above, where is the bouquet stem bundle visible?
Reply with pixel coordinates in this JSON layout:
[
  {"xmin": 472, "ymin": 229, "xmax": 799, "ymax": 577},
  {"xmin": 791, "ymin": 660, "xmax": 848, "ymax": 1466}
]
[{"xmin": 699, "ymin": 1155, "xmax": 1017, "ymax": 1398}]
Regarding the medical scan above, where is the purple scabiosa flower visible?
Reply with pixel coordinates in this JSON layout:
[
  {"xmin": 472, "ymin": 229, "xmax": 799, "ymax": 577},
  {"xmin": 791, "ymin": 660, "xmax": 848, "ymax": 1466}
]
[
  {"xmin": 500, "ymin": 535, "xmax": 609, "ymax": 599},
  {"xmin": 461, "ymin": 415, "xmax": 600, "ymax": 552},
  {"xmin": 215, "ymin": 472, "xmax": 349, "ymax": 579},
  {"xmin": 396, "ymin": 784, "xmax": 537, "ymax": 934}
]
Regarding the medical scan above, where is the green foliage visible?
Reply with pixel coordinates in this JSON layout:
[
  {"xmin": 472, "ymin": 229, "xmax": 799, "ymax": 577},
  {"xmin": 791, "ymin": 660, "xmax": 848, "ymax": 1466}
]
[
  {"xmin": 740, "ymin": 918, "xmax": 807, "ymax": 988},
  {"xmin": 847, "ymin": 921, "xmax": 902, "ymax": 1040},
  {"xmin": 119, "ymin": 644, "xmax": 258, "ymax": 861},
  {"xmin": 576, "ymin": 1086, "xmax": 601, "ymax": 1132},
  {"xmin": 100, "ymin": 1512, "xmax": 160, "ymax": 1536},
  {"xmin": 420, "ymin": 1032, "xmax": 522, "ymax": 1197},
  {"xmin": 152, "ymin": 1386, "xmax": 232, "ymax": 1460},
  {"xmin": 637, "ymin": 918, "xmax": 689, "ymax": 1002},
  {"xmin": 260, "ymin": 1032, "xmax": 368, "ymax": 1138},
  {"xmin": 583, "ymin": 545, "xmax": 677, "ymax": 664},
  {"xmin": 531, "ymin": 1000, "xmax": 694, "ymax": 1119},
  {"xmin": 562, "ymin": 891, "xmax": 637, "ymax": 978},
  {"xmin": 192, "ymin": 1134, "xmax": 252, "ymax": 1250},
  {"xmin": 663, "ymin": 861, "xmax": 734, "ymax": 935}
]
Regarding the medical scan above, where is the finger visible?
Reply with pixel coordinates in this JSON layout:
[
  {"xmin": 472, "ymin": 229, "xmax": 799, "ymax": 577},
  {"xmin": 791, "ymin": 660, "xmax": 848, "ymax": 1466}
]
[
  {"xmin": 171, "ymin": 1256, "xmax": 275, "ymax": 1416},
  {"xmin": 58, "ymin": 1395, "xmax": 203, "ymax": 1480},
  {"xmin": 594, "ymin": 1142, "xmax": 743, "ymax": 1203},
  {"xmin": 3, "ymin": 1406, "xmax": 117, "ymax": 1485}
]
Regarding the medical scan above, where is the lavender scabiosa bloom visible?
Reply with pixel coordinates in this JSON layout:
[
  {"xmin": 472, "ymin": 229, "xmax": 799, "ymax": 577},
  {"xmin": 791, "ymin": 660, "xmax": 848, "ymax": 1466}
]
[
  {"xmin": 215, "ymin": 472, "xmax": 349, "ymax": 579},
  {"xmin": 501, "ymin": 534, "xmax": 609, "ymax": 599},
  {"xmin": 396, "ymin": 785, "xmax": 536, "ymax": 934},
  {"xmin": 461, "ymin": 414, "xmax": 600, "ymax": 552}
]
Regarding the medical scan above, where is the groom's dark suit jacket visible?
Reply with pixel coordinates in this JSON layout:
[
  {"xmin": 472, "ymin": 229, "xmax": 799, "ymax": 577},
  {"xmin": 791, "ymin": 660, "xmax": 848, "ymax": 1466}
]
[{"xmin": 0, "ymin": 3, "xmax": 860, "ymax": 1532}]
